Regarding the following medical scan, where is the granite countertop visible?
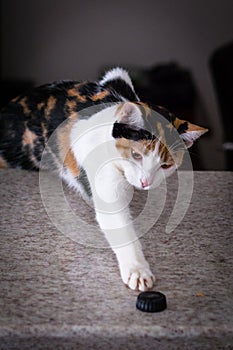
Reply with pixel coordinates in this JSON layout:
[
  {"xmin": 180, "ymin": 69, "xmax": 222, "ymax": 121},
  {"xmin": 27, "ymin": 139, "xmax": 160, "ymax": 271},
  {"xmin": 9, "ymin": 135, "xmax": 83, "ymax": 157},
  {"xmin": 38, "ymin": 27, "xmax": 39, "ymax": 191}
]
[{"xmin": 0, "ymin": 170, "xmax": 232, "ymax": 349}]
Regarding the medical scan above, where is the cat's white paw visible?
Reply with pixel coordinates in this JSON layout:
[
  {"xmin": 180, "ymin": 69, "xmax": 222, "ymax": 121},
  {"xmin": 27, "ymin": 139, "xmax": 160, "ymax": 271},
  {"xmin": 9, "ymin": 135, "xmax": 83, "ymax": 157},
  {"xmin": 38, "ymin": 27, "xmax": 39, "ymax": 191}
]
[{"xmin": 120, "ymin": 263, "xmax": 155, "ymax": 291}]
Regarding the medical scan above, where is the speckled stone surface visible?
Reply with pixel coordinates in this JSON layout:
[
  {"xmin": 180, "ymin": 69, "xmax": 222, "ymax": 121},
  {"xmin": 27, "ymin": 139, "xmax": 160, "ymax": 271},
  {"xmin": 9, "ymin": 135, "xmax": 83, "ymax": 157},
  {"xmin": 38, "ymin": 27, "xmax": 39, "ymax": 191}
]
[{"xmin": 0, "ymin": 170, "xmax": 232, "ymax": 349}]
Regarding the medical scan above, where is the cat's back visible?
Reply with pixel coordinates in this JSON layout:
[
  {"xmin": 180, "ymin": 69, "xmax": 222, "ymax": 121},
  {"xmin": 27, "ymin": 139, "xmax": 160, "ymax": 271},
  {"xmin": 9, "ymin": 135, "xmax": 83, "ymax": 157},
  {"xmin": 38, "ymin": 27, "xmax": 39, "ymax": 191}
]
[
  {"xmin": 0, "ymin": 68, "xmax": 139, "ymax": 170},
  {"xmin": 0, "ymin": 79, "xmax": 94, "ymax": 130},
  {"xmin": 0, "ymin": 79, "xmax": 116, "ymax": 169}
]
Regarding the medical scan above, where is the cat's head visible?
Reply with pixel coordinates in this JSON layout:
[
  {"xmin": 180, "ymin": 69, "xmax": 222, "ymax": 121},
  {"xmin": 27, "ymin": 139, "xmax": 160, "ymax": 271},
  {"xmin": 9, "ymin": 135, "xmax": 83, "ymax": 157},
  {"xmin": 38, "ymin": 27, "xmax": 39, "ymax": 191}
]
[{"xmin": 112, "ymin": 102, "xmax": 208, "ymax": 190}]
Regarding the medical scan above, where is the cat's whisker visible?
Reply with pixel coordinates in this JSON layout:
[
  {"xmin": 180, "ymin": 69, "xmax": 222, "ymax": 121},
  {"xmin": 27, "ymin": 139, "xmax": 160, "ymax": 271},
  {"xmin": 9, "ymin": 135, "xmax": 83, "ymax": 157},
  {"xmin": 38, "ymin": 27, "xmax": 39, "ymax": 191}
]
[{"xmin": 168, "ymin": 139, "xmax": 184, "ymax": 152}]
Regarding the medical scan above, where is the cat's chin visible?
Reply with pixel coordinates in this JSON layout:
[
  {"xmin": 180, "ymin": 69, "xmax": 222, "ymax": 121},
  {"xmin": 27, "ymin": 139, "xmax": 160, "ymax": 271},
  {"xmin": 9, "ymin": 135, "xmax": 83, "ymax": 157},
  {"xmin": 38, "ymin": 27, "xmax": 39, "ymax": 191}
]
[
  {"xmin": 138, "ymin": 183, "xmax": 161, "ymax": 191},
  {"xmin": 134, "ymin": 184, "xmax": 151, "ymax": 191},
  {"xmin": 142, "ymin": 186, "xmax": 150, "ymax": 190}
]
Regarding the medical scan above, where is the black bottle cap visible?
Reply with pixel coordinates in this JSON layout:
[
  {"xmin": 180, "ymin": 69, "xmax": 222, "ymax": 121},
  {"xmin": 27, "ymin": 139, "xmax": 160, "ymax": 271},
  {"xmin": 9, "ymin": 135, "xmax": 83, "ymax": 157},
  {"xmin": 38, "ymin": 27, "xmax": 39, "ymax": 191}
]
[{"xmin": 136, "ymin": 291, "xmax": 167, "ymax": 312}]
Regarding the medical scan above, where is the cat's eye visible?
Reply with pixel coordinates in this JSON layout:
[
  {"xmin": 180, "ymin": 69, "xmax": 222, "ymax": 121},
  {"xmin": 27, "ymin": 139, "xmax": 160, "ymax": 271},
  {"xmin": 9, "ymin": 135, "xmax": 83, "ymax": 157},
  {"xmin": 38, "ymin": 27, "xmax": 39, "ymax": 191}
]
[
  {"xmin": 131, "ymin": 149, "xmax": 142, "ymax": 160},
  {"xmin": 161, "ymin": 163, "xmax": 172, "ymax": 169}
]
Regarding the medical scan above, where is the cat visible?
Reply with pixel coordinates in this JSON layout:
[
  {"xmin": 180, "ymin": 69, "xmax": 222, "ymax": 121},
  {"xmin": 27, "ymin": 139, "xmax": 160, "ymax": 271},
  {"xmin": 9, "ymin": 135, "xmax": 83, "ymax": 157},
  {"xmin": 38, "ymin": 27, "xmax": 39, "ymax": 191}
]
[{"xmin": 0, "ymin": 67, "xmax": 208, "ymax": 291}]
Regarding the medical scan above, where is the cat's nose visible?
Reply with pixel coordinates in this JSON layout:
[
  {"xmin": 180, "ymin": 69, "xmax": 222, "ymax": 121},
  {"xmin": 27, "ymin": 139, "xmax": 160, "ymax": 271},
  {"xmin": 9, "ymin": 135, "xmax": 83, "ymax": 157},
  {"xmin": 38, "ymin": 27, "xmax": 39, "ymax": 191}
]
[{"xmin": 140, "ymin": 178, "xmax": 149, "ymax": 188}]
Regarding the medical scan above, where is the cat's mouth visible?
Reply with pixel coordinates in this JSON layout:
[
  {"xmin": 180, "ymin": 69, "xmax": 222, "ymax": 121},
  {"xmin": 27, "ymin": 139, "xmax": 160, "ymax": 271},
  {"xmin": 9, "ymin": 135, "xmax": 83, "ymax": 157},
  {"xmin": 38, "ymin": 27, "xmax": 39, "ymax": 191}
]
[
  {"xmin": 140, "ymin": 178, "xmax": 153, "ymax": 190},
  {"xmin": 134, "ymin": 183, "xmax": 151, "ymax": 191}
]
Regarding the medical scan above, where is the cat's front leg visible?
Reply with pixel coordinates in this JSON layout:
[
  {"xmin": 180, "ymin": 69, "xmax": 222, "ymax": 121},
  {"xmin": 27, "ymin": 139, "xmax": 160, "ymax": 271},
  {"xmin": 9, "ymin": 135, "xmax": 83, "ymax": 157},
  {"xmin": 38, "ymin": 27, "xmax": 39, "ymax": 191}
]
[
  {"xmin": 91, "ymin": 166, "xmax": 155, "ymax": 291},
  {"xmin": 113, "ymin": 240, "xmax": 156, "ymax": 291},
  {"xmin": 96, "ymin": 210, "xmax": 156, "ymax": 291}
]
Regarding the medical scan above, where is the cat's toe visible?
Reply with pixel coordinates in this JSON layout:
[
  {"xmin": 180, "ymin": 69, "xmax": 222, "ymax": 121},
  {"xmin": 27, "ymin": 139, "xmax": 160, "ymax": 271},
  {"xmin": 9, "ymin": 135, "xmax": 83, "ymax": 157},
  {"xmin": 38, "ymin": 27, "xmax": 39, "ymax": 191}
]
[
  {"xmin": 139, "ymin": 274, "xmax": 155, "ymax": 291},
  {"xmin": 138, "ymin": 272, "xmax": 155, "ymax": 291},
  {"xmin": 126, "ymin": 269, "xmax": 155, "ymax": 291},
  {"xmin": 128, "ymin": 271, "xmax": 140, "ymax": 290}
]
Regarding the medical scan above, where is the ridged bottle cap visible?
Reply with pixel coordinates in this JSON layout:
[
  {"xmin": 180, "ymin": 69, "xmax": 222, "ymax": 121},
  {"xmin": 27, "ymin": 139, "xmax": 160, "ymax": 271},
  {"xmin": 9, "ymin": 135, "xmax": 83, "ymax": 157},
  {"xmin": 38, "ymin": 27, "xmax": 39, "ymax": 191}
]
[{"xmin": 136, "ymin": 291, "xmax": 167, "ymax": 312}]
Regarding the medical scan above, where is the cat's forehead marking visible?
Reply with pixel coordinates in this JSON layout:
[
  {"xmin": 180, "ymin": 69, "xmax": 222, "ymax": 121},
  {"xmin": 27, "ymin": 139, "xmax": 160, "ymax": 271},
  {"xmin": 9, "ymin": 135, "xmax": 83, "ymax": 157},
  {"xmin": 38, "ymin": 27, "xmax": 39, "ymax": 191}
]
[
  {"xmin": 134, "ymin": 102, "xmax": 180, "ymax": 140},
  {"xmin": 115, "ymin": 137, "xmax": 172, "ymax": 166},
  {"xmin": 138, "ymin": 121, "xmax": 175, "ymax": 163},
  {"xmin": 115, "ymin": 138, "xmax": 158, "ymax": 157},
  {"xmin": 114, "ymin": 100, "xmax": 185, "ymax": 162},
  {"xmin": 139, "ymin": 139, "xmax": 157, "ymax": 153},
  {"xmin": 115, "ymin": 138, "xmax": 131, "ymax": 159},
  {"xmin": 141, "ymin": 103, "xmax": 178, "ymax": 131},
  {"xmin": 142, "ymin": 135, "xmax": 171, "ymax": 163}
]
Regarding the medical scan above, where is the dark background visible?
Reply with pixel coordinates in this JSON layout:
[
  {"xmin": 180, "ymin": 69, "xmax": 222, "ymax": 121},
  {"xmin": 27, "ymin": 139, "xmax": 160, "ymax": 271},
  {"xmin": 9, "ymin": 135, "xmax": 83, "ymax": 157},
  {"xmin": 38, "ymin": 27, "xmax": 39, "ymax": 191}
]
[{"xmin": 1, "ymin": 0, "xmax": 233, "ymax": 169}]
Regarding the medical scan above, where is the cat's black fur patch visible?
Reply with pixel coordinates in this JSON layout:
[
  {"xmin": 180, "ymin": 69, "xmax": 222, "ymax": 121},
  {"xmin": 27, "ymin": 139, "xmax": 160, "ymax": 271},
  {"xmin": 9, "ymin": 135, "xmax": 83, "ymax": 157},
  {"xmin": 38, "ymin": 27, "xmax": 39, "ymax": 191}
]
[
  {"xmin": 177, "ymin": 121, "xmax": 188, "ymax": 134},
  {"xmin": 101, "ymin": 78, "xmax": 138, "ymax": 102},
  {"xmin": 112, "ymin": 122, "xmax": 156, "ymax": 142}
]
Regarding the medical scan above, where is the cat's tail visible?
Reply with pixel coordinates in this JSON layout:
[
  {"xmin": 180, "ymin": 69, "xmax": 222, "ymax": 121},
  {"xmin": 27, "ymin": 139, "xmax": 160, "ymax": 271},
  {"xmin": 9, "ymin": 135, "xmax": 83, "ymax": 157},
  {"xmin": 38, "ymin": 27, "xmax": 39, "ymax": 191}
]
[{"xmin": 99, "ymin": 67, "xmax": 140, "ymax": 102}]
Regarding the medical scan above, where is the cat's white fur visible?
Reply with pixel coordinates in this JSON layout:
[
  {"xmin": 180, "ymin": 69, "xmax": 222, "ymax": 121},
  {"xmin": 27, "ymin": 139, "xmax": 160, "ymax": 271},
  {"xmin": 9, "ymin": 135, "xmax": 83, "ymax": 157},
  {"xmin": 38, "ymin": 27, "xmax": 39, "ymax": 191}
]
[
  {"xmin": 99, "ymin": 67, "xmax": 137, "ymax": 94},
  {"xmin": 68, "ymin": 100, "xmax": 169, "ymax": 291},
  {"xmin": 67, "ymin": 68, "xmax": 205, "ymax": 291}
]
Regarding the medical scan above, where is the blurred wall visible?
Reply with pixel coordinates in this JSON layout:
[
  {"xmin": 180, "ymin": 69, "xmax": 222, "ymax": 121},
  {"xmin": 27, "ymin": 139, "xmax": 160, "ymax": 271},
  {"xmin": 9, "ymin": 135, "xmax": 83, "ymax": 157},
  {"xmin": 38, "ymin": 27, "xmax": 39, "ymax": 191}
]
[{"xmin": 1, "ymin": 0, "xmax": 233, "ymax": 169}]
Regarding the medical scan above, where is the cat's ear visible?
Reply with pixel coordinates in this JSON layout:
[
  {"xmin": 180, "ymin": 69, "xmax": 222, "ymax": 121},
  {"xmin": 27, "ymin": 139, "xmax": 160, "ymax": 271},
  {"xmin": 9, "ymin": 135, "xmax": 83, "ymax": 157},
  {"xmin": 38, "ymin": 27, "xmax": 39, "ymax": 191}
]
[
  {"xmin": 176, "ymin": 119, "xmax": 208, "ymax": 148},
  {"xmin": 116, "ymin": 102, "xmax": 144, "ymax": 128}
]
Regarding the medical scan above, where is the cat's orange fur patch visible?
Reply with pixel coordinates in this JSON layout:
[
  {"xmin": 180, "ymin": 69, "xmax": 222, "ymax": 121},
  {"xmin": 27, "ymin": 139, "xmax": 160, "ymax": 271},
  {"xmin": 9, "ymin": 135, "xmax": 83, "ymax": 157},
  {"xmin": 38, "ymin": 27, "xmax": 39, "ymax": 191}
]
[
  {"xmin": 58, "ymin": 120, "xmax": 80, "ymax": 177},
  {"xmin": 0, "ymin": 156, "xmax": 8, "ymax": 169},
  {"xmin": 186, "ymin": 122, "xmax": 208, "ymax": 133},
  {"xmin": 140, "ymin": 139, "xmax": 157, "ymax": 153},
  {"xmin": 115, "ymin": 130, "xmax": 183, "ymax": 167},
  {"xmin": 173, "ymin": 118, "xmax": 186, "ymax": 130},
  {"xmin": 116, "ymin": 138, "xmax": 157, "ymax": 159},
  {"xmin": 37, "ymin": 102, "xmax": 45, "ymax": 110},
  {"xmin": 91, "ymin": 90, "xmax": 109, "ymax": 101},
  {"xmin": 158, "ymin": 142, "xmax": 169, "ymax": 162},
  {"xmin": 67, "ymin": 88, "xmax": 87, "ymax": 102},
  {"xmin": 45, "ymin": 96, "xmax": 57, "ymax": 119},
  {"xmin": 115, "ymin": 138, "xmax": 132, "ymax": 159},
  {"xmin": 19, "ymin": 97, "xmax": 31, "ymax": 115},
  {"xmin": 41, "ymin": 123, "xmax": 47, "ymax": 139},
  {"xmin": 173, "ymin": 118, "xmax": 208, "ymax": 135},
  {"xmin": 11, "ymin": 96, "xmax": 20, "ymax": 103},
  {"xmin": 66, "ymin": 100, "xmax": 78, "ymax": 119},
  {"xmin": 22, "ymin": 128, "xmax": 41, "ymax": 167},
  {"xmin": 22, "ymin": 127, "xmax": 37, "ymax": 146},
  {"xmin": 64, "ymin": 149, "xmax": 79, "ymax": 177}
]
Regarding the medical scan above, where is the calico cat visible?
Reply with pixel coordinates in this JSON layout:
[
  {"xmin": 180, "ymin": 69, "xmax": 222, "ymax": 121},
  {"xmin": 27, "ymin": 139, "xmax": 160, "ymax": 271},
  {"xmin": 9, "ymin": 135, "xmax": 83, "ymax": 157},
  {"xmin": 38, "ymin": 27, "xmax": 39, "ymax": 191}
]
[{"xmin": 0, "ymin": 68, "xmax": 208, "ymax": 291}]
